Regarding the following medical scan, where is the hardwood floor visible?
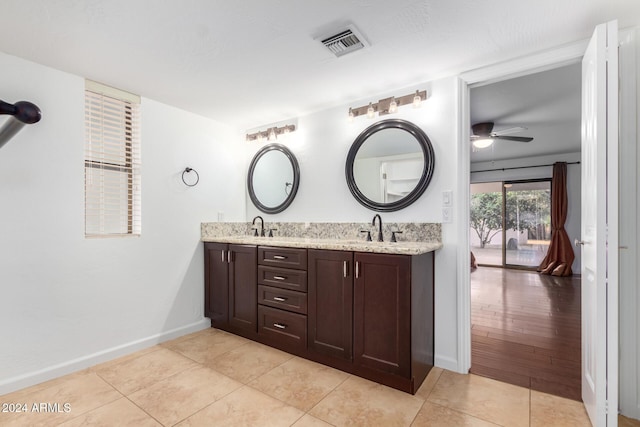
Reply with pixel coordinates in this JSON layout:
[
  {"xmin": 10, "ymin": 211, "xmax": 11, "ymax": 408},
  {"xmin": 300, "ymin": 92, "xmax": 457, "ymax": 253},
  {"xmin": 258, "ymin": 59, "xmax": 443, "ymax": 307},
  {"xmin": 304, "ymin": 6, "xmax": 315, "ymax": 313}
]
[{"xmin": 470, "ymin": 266, "xmax": 582, "ymax": 401}]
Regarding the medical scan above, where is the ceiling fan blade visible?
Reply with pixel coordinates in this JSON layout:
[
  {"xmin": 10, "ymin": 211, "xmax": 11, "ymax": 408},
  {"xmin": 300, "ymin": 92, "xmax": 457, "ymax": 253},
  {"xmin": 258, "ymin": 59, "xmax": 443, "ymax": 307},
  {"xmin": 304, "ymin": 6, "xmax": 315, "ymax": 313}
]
[
  {"xmin": 492, "ymin": 126, "xmax": 527, "ymax": 136},
  {"xmin": 494, "ymin": 135, "xmax": 533, "ymax": 143}
]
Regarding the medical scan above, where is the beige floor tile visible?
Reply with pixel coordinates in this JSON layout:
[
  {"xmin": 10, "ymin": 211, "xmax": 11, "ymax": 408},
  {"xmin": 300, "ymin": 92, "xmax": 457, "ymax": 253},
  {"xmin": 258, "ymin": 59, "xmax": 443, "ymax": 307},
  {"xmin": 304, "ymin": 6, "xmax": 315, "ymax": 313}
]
[
  {"xmin": 292, "ymin": 413, "xmax": 335, "ymax": 426},
  {"xmin": 414, "ymin": 367, "xmax": 444, "ymax": 401},
  {"xmin": 530, "ymin": 390, "xmax": 590, "ymax": 426},
  {"xmin": 249, "ymin": 356, "xmax": 349, "ymax": 411},
  {"xmin": 159, "ymin": 328, "xmax": 217, "ymax": 348},
  {"xmin": 0, "ymin": 371, "xmax": 121, "ymax": 427},
  {"xmin": 0, "ymin": 368, "xmax": 93, "ymax": 401},
  {"xmin": 58, "ymin": 397, "xmax": 161, "ymax": 426},
  {"xmin": 94, "ymin": 347, "xmax": 197, "ymax": 395},
  {"xmin": 165, "ymin": 328, "xmax": 250, "ymax": 364},
  {"xmin": 206, "ymin": 341, "xmax": 292, "ymax": 384},
  {"xmin": 176, "ymin": 385, "xmax": 305, "ymax": 427},
  {"xmin": 89, "ymin": 345, "xmax": 163, "ymax": 373},
  {"xmin": 129, "ymin": 365, "xmax": 243, "ymax": 426},
  {"xmin": 428, "ymin": 371, "xmax": 529, "ymax": 427},
  {"xmin": 412, "ymin": 401, "xmax": 501, "ymax": 426},
  {"xmin": 308, "ymin": 375, "xmax": 424, "ymax": 427}
]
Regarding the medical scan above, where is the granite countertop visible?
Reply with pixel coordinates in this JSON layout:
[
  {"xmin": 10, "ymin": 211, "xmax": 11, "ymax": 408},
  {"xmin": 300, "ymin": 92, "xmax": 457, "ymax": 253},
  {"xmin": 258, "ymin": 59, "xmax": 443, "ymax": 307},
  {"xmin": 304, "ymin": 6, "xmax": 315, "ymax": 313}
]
[{"xmin": 201, "ymin": 235, "xmax": 441, "ymax": 255}]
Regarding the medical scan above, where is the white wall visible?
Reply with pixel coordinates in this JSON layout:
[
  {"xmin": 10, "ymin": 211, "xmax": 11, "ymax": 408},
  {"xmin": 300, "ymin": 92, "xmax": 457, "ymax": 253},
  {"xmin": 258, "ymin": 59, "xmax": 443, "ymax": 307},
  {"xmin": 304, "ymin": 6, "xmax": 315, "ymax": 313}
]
[
  {"xmin": 470, "ymin": 152, "xmax": 582, "ymax": 273},
  {"xmin": 246, "ymin": 77, "xmax": 463, "ymax": 370},
  {"xmin": 0, "ymin": 51, "xmax": 246, "ymax": 394}
]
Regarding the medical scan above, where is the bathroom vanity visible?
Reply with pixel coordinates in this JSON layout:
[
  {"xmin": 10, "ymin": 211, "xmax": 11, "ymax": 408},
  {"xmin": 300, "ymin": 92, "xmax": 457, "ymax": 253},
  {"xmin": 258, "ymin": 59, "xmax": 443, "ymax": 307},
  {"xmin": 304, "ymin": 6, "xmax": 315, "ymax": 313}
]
[{"xmin": 202, "ymin": 234, "xmax": 439, "ymax": 394}]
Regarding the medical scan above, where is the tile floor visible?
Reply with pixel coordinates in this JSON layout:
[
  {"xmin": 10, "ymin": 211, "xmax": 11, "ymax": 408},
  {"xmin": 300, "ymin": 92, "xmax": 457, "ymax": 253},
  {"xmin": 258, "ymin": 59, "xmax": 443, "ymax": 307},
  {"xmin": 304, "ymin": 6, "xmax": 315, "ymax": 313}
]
[{"xmin": 0, "ymin": 328, "xmax": 635, "ymax": 426}]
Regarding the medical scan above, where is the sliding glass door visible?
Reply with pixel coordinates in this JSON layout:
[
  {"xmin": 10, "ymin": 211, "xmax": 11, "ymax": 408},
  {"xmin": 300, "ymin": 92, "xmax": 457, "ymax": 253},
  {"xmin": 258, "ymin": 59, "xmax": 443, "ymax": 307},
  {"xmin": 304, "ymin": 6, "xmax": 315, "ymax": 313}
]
[
  {"xmin": 504, "ymin": 181, "xmax": 551, "ymax": 268},
  {"xmin": 470, "ymin": 180, "xmax": 551, "ymax": 269},
  {"xmin": 470, "ymin": 182, "xmax": 504, "ymax": 266}
]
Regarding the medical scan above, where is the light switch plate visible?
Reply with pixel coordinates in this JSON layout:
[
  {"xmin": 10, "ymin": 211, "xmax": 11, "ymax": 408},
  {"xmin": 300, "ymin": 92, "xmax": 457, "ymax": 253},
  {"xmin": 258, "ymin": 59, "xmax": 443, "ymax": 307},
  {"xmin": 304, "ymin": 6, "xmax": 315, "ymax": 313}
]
[
  {"xmin": 217, "ymin": 211, "xmax": 224, "ymax": 222},
  {"xmin": 442, "ymin": 207, "xmax": 452, "ymax": 223},
  {"xmin": 442, "ymin": 190, "xmax": 452, "ymax": 207}
]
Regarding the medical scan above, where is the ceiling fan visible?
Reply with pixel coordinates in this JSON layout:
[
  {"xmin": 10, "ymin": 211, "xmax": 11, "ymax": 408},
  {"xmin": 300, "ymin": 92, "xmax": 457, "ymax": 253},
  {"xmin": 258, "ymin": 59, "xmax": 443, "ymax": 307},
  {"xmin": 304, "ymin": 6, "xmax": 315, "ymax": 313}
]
[{"xmin": 471, "ymin": 122, "xmax": 533, "ymax": 149}]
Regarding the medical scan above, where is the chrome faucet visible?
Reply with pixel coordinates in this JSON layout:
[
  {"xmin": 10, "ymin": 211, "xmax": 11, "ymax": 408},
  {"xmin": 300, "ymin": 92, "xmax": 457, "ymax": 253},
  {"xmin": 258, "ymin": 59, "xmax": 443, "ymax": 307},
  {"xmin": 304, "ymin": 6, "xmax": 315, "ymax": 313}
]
[
  {"xmin": 372, "ymin": 214, "xmax": 383, "ymax": 242},
  {"xmin": 252, "ymin": 215, "xmax": 265, "ymax": 237}
]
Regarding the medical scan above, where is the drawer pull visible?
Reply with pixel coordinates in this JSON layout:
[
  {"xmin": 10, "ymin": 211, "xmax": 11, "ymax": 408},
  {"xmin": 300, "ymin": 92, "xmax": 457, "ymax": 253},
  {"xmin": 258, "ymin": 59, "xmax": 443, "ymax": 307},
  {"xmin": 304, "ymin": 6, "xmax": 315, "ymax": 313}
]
[
  {"xmin": 273, "ymin": 255, "xmax": 287, "ymax": 260},
  {"xmin": 273, "ymin": 322, "xmax": 287, "ymax": 329},
  {"xmin": 273, "ymin": 275, "xmax": 287, "ymax": 281},
  {"xmin": 273, "ymin": 296, "xmax": 287, "ymax": 302}
]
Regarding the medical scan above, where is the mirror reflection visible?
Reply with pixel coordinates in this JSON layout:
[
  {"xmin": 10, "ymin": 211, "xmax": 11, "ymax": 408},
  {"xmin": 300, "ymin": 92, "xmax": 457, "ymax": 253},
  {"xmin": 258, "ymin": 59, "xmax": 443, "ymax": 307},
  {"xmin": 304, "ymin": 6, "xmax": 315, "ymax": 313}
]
[
  {"xmin": 353, "ymin": 128, "xmax": 424, "ymax": 204},
  {"xmin": 248, "ymin": 143, "xmax": 300, "ymax": 214},
  {"xmin": 346, "ymin": 119, "xmax": 435, "ymax": 212}
]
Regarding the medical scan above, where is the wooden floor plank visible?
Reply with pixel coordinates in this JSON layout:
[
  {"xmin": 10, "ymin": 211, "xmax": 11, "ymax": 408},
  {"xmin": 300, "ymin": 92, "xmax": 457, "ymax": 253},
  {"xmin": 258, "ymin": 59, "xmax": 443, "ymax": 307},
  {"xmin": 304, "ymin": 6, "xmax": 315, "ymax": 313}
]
[{"xmin": 470, "ymin": 267, "xmax": 582, "ymax": 401}]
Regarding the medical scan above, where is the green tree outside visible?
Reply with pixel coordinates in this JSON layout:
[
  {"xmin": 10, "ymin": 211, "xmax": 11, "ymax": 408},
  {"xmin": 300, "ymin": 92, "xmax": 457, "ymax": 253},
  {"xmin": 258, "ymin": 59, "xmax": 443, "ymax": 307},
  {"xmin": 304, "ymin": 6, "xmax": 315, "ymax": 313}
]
[{"xmin": 470, "ymin": 190, "xmax": 550, "ymax": 248}]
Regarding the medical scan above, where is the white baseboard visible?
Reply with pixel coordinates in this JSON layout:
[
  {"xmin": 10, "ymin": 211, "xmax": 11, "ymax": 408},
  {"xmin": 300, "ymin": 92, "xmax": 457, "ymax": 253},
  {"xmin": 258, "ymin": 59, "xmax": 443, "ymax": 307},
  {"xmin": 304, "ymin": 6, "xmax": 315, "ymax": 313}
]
[
  {"xmin": 435, "ymin": 354, "xmax": 462, "ymax": 373},
  {"xmin": 0, "ymin": 318, "xmax": 210, "ymax": 396}
]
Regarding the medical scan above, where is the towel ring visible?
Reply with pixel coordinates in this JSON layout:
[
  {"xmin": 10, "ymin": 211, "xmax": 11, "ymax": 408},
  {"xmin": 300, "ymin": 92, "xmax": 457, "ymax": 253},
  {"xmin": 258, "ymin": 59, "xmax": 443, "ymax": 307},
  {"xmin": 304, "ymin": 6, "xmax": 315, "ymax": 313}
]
[{"xmin": 182, "ymin": 167, "xmax": 199, "ymax": 187}]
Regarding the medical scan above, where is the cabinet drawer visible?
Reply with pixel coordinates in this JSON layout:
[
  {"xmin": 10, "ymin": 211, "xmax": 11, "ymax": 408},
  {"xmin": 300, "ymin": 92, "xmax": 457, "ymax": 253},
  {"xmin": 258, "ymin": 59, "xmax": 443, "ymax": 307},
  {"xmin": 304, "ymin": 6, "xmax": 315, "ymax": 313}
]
[
  {"xmin": 259, "ymin": 285, "xmax": 307, "ymax": 314},
  {"xmin": 258, "ymin": 246, "xmax": 307, "ymax": 270},
  {"xmin": 258, "ymin": 265, "xmax": 307, "ymax": 292},
  {"xmin": 258, "ymin": 305, "xmax": 307, "ymax": 350}
]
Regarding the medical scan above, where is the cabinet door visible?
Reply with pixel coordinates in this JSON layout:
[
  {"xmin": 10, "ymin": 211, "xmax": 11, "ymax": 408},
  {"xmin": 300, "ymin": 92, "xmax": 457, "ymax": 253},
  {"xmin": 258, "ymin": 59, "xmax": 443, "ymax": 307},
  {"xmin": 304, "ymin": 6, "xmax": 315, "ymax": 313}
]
[
  {"xmin": 308, "ymin": 249, "xmax": 353, "ymax": 360},
  {"xmin": 204, "ymin": 242, "xmax": 229, "ymax": 329},
  {"xmin": 228, "ymin": 245, "xmax": 258, "ymax": 334},
  {"xmin": 354, "ymin": 252, "xmax": 411, "ymax": 377}
]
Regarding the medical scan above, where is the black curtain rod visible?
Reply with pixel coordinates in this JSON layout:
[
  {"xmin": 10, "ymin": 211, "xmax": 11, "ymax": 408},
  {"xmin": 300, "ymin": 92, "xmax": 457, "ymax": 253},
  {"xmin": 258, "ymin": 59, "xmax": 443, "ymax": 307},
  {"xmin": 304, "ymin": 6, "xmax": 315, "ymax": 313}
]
[
  {"xmin": 471, "ymin": 161, "xmax": 580, "ymax": 174},
  {"xmin": 0, "ymin": 99, "xmax": 42, "ymax": 149}
]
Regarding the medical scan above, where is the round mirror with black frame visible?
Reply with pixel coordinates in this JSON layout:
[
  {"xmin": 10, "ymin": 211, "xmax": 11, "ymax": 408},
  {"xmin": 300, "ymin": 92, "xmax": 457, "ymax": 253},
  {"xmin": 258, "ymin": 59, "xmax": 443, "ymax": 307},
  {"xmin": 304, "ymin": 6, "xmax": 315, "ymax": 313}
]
[
  {"xmin": 248, "ymin": 143, "xmax": 300, "ymax": 214},
  {"xmin": 345, "ymin": 118, "xmax": 435, "ymax": 212}
]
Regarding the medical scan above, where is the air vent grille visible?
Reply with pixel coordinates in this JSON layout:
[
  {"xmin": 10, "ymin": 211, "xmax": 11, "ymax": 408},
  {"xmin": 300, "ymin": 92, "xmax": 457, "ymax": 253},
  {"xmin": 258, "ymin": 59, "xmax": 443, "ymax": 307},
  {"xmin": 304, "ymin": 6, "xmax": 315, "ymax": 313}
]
[{"xmin": 321, "ymin": 28, "xmax": 366, "ymax": 57}]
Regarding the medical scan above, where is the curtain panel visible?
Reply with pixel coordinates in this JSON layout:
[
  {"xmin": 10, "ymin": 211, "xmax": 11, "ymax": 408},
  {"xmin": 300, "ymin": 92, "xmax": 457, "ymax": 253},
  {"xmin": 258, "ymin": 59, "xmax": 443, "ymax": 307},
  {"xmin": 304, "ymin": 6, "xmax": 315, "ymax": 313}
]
[{"xmin": 538, "ymin": 162, "xmax": 575, "ymax": 276}]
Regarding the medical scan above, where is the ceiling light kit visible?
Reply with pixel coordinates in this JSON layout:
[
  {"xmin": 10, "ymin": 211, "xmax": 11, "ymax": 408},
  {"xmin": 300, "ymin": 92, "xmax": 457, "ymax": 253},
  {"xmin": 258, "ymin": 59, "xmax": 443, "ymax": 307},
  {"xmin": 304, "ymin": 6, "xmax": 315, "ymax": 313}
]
[
  {"xmin": 246, "ymin": 124, "xmax": 296, "ymax": 142},
  {"xmin": 470, "ymin": 122, "xmax": 533, "ymax": 149},
  {"xmin": 348, "ymin": 90, "xmax": 427, "ymax": 121}
]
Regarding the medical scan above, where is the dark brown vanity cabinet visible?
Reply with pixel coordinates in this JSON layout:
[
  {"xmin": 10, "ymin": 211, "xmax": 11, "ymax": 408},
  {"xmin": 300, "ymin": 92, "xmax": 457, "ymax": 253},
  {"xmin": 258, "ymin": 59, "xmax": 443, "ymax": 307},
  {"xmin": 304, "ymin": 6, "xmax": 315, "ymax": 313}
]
[
  {"xmin": 307, "ymin": 249, "xmax": 353, "ymax": 361},
  {"xmin": 256, "ymin": 246, "xmax": 308, "ymax": 354},
  {"xmin": 204, "ymin": 243, "xmax": 257, "ymax": 339},
  {"xmin": 352, "ymin": 251, "xmax": 434, "ymax": 393},
  {"xmin": 204, "ymin": 242, "xmax": 434, "ymax": 394}
]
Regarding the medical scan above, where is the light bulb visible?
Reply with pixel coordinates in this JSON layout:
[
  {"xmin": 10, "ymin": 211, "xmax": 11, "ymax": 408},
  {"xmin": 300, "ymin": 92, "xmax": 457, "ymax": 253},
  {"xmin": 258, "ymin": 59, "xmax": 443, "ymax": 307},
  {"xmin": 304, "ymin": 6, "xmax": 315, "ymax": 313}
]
[
  {"xmin": 389, "ymin": 98, "xmax": 398, "ymax": 114},
  {"xmin": 348, "ymin": 108, "xmax": 354, "ymax": 122},
  {"xmin": 268, "ymin": 128, "xmax": 277, "ymax": 141},
  {"xmin": 472, "ymin": 138, "xmax": 494, "ymax": 149},
  {"xmin": 412, "ymin": 90, "xmax": 422, "ymax": 108},
  {"xmin": 367, "ymin": 102, "xmax": 375, "ymax": 119}
]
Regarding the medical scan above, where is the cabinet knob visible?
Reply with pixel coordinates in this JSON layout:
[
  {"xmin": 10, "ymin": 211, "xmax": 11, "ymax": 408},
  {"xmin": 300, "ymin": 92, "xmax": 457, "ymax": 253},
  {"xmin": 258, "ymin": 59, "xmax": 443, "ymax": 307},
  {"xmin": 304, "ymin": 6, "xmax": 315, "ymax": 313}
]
[
  {"xmin": 273, "ymin": 255, "xmax": 287, "ymax": 260},
  {"xmin": 273, "ymin": 275, "xmax": 287, "ymax": 281},
  {"xmin": 273, "ymin": 296, "xmax": 287, "ymax": 302},
  {"xmin": 273, "ymin": 323, "xmax": 287, "ymax": 329}
]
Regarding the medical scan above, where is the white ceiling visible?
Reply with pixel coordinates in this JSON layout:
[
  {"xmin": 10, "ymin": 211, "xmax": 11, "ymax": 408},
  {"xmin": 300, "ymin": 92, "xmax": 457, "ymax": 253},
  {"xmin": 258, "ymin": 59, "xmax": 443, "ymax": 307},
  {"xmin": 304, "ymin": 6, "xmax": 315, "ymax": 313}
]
[
  {"xmin": 0, "ymin": 0, "xmax": 638, "ymax": 133},
  {"xmin": 470, "ymin": 62, "xmax": 582, "ymax": 163}
]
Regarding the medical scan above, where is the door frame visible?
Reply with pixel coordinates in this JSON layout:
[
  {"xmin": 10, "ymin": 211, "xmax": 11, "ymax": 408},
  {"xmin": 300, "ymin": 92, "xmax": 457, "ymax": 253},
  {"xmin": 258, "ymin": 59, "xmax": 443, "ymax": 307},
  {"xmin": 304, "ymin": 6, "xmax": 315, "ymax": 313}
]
[{"xmin": 456, "ymin": 40, "xmax": 589, "ymax": 374}]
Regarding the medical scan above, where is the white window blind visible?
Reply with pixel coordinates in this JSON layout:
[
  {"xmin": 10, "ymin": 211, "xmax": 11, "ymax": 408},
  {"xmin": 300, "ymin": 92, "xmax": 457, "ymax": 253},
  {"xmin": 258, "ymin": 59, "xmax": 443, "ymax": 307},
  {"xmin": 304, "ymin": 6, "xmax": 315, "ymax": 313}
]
[{"xmin": 84, "ymin": 80, "xmax": 141, "ymax": 237}]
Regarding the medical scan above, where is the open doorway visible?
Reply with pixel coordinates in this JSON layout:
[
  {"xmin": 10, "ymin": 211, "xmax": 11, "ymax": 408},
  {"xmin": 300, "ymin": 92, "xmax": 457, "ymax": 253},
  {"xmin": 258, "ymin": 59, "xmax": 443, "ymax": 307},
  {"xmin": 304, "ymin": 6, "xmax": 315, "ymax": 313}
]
[{"xmin": 468, "ymin": 63, "xmax": 583, "ymax": 400}]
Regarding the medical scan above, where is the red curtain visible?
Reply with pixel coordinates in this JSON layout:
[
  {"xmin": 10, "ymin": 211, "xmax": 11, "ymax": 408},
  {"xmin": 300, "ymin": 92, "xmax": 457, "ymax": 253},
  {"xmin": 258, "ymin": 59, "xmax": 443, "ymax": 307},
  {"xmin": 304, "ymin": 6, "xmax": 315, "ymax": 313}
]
[{"xmin": 538, "ymin": 162, "xmax": 575, "ymax": 276}]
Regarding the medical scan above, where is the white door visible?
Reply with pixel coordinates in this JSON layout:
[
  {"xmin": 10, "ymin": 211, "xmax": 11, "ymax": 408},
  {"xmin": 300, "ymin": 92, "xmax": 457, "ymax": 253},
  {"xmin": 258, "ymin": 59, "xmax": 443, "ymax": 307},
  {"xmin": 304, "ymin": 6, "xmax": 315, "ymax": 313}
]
[{"xmin": 581, "ymin": 20, "xmax": 618, "ymax": 427}]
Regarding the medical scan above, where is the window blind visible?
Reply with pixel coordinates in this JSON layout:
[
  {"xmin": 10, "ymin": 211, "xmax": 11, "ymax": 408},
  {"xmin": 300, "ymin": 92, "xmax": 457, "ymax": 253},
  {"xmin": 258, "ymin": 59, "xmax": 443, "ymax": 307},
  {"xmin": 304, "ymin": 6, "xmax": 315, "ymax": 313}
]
[{"xmin": 84, "ymin": 80, "xmax": 141, "ymax": 237}]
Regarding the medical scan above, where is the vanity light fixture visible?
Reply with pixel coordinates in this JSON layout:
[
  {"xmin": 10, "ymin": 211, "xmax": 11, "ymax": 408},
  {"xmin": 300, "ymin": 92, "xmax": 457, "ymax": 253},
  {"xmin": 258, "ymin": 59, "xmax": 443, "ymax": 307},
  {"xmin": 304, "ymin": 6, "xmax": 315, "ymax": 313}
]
[
  {"xmin": 388, "ymin": 97, "xmax": 398, "ymax": 114},
  {"xmin": 366, "ymin": 102, "xmax": 376, "ymax": 119},
  {"xmin": 246, "ymin": 124, "xmax": 296, "ymax": 142},
  {"xmin": 412, "ymin": 90, "xmax": 422, "ymax": 108},
  {"xmin": 348, "ymin": 89, "xmax": 427, "ymax": 121}
]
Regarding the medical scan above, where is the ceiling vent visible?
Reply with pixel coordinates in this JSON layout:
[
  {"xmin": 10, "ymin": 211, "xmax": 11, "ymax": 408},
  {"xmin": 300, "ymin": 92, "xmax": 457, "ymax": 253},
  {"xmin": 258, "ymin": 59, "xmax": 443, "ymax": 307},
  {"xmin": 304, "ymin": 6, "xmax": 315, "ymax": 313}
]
[{"xmin": 320, "ymin": 25, "xmax": 368, "ymax": 58}]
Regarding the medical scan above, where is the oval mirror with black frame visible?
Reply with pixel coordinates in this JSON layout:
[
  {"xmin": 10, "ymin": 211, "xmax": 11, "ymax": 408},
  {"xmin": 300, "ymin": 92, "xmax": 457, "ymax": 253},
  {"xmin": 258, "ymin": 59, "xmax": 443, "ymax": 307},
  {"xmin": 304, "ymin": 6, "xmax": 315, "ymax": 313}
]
[
  {"xmin": 248, "ymin": 143, "xmax": 300, "ymax": 214},
  {"xmin": 346, "ymin": 119, "xmax": 435, "ymax": 212}
]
